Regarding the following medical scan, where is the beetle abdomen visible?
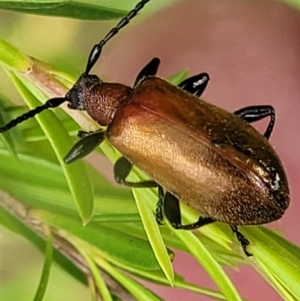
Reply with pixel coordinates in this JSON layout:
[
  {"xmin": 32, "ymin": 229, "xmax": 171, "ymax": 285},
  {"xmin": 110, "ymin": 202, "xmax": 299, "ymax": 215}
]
[{"xmin": 107, "ymin": 77, "xmax": 289, "ymax": 225}]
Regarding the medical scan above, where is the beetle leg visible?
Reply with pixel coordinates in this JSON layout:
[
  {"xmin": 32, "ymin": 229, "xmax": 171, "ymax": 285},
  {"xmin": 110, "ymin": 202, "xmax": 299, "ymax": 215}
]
[
  {"xmin": 134, "ymin": 57, "xmax": 161, "ymax": 87},
  {"xmin": 230, "ymin": 225, "xmax": 252, "ymax": 257},
  {"xmin": 234, "ymin": 105, "xmax": 275, "ymax": 139},
  {"xmin": 178, "ymin": 73, "xmax": 210, "ymax": 97},
  {"xmin": 114, "ymin": 156, "xmax": 158, "ymax": 187},
  {"xmin": 77, "ymin": 130, "xmax": 96, "ymax": 138},
  {"xmin": 155, "ymin": 186, "xmax": 165, "ymax": 225},
  {"xmin": 113, "ymin": 159, "xmax": 165, "ymax": 222},
  {"xmin": 113, "ymin": 157, "xmax": 166, "ymax": 223},
  {"xmin": 163, "ymin": 192, "xmax": 215, "ymax": 229},
  {"xmin": 64, "ymin": 130, "xmax": 105, "ymax": 164}
]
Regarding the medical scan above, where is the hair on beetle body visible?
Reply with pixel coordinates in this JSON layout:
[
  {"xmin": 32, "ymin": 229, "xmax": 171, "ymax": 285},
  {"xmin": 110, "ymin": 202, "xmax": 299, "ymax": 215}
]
[{"xmin": 0, "ymin": 0, "xmax": 290, "ymax": 257}]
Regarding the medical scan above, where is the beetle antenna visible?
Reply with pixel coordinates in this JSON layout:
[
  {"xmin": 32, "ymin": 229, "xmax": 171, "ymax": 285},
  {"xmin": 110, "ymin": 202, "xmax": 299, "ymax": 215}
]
[
  {"xmin": 85, "ymin": 0, "xmax": 151, "ymax": 74},
  {"xmin": 0, "ymin": 97, "xmax": 66, "ymax": 132}
]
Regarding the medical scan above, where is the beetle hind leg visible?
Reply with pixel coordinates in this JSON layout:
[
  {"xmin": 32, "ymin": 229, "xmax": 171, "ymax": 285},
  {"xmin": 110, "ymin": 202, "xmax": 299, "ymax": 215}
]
[
  {"xmin": 163, "ymin": 192, "xmax": 215, "ymax": 229},
  {"xmin": 230, "ymin": 225, "xmax": 252, "ymax": 257},
  {"xmin": 178, "ymin": 73, "xmax": 210, "ymax": 97},
  {"xmin": 234, "ymin": 105, "xmax": 275, "ymax": 139}
]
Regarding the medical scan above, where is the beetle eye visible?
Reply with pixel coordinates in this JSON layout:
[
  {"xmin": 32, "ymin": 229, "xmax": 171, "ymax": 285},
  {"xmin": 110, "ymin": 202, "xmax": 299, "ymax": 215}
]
[{"xmin": 67, "ymin": 88, "xmax": 80, "ymax": 110}]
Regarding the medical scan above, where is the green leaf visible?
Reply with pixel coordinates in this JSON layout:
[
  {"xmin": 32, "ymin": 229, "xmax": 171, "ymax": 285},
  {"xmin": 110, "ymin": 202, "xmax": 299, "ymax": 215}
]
[
  {"xmin": 172, "ymin": 226, "xmax": 243, "ymax": 301},
  {"xmin": 0, "ymin": 0, "xmax": 129, "ymax": 20},
  {"xmin": 92, "ymin": 256, "xmax": 164, "ymax": 301},
  {"xmin": 33, "ymin": 233, "xmax": 53, "ymax": 301},
  {"xmin": 101, "ymin": 254, "xmax": 229, "ymax": 300},
  {"xmin": 245, "ymin": 226, "xmax": 300, "ymax": 300},
  {"xmin": 33, "ymin": 209, "xmax": 161, "ymax": 271},
  {"xmin": 0, "ymin": 148, "xmax": 134, "ymax": 217},
  {"xmin": 168, "ymin": 69, "xmax": 188, "ymax": 86},
  {"xmin": 81, "ymin": 253, "xmax": 113, "ymax": 301},
  {"xmin": 0, "ymin": 39, "xmax": 32, "ymax": 71},
  {"xmin": 133, "ymin": 188, "xmax": 174, "ymax": 286}
]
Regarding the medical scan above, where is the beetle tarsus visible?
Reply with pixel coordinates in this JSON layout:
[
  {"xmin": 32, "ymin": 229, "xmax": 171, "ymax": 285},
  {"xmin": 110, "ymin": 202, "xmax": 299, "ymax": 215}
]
[
  {"xmin": 173, "ymin": 216, "xmax": 215, "ymax": 230},
  {"xmin": 155, "ymin": 186, "xmax": 165, "ymax": 225},
  {"xmin": 163, "ymin": 192, "xmax": 215, "ymax": 229},
  {"xmin": 231, "ymin": 225, "xmax": 252, "ymax": 257}
]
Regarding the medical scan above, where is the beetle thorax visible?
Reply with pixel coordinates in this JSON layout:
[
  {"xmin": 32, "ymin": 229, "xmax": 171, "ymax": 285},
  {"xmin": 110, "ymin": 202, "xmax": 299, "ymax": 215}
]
[
  {"xmin": 67, "ymin": 74, "xmax": 133, "ymax": 126},
  {"xmin": 85, "ymin": 82, "xmax": 133, "ymax": 126}
]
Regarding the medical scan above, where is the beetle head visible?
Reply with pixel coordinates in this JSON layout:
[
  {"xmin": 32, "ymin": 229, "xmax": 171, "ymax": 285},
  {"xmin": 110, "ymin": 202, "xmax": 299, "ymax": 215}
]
[
  {"xmin": 66, "ymin": 74, "xmax": 133, "ymax": 127},
  {"xmin": 66, "ymin": 74, "xmax": 102, "ymax": 111}
]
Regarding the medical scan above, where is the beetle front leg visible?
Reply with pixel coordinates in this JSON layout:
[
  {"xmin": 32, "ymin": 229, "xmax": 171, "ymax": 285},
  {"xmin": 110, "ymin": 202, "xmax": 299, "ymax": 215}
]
[
  {"xmin": 114, "ymin": 156, "xmax": 158, "ymax": 188},
  {"xmin": 234, "ymin": 105, "xmax": 275, "ymax": 139},
  {"xmin": 163, "ymin": 192, "xmax": 215, "ymax": 229},
  {"xmin": 178, "ymin": 73, "xmax": 210, "ymax": 97},
  {"xmin": 230, "ymin": 225, "xmax": 252, "ymax": 257},
  {"xmin": 64, "ymin": 130, "xmax": 105, "ymax": 164}
]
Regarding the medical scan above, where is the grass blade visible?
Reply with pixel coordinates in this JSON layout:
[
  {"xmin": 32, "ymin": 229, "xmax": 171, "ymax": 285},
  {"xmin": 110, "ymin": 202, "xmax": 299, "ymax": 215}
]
[
  {"xmin": 0, "ymin": 0, "xmax": 128, "ymax": 20},
  {"xmin": 172, "ymin": 227, "xmax": 243, "ymax": 301},
  {"xmin": 33, "ymin": 233, "xmax": 54, "ymax": 301}
]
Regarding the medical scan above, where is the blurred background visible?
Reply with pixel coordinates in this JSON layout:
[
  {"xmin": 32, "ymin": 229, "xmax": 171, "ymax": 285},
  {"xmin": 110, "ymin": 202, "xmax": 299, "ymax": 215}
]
[{"xmin": 0, "ymin": 0, "xmax": 300, "ymax": 300}]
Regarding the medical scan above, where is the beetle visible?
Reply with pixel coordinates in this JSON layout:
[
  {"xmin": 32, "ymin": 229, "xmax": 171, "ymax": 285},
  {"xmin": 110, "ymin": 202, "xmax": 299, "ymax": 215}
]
[{"xmin": 0, "ymin": 0, "xmax": 290, "ymax": 256}]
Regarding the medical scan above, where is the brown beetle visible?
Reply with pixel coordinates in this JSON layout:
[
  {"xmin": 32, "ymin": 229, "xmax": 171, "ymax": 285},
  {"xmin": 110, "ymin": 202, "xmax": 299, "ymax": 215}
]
[{"xmin": 0, "ymin": 0, "xmax": 290, "ymax": 256}]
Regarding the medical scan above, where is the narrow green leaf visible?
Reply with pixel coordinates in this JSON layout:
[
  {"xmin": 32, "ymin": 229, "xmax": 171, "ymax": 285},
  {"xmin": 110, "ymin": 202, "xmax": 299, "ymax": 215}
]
[
  {"xmin": 168, "ymin": 70, "xmax": 188, "ymax": 85},
  {"xmin": 255, "ymin": 260, "xmax": 296, "ymax": 301},
  {"xmin": 33, "ymin": 209, "xmax": 161, "ymax": 271},
  {"xmin": 81, "ymin": 253, "xmax": 113, "ymax": 301},
  {"xmin": 88, "ymin": 276, "xmax": 97, "ymax": 301},
  {"xmin": 92, "ymin": 255, "xmax": 164, "ymax": 301},
  {"xmin": 245, "ymin": 226, "xmax": 300, "ymax": 300},
  {"xmin": 0, "ymin": 0, "xmax": 128, "ymax": 20},
  {"xmin": 101, "ymin": 255, "xmax": 228, "ymax": 301},
  {"xmin": 172, "ymin": 227, "xmax": 243, "ymax": 301},
  {"xmin": 0, "ymin": 149, "xmax": 134, "ymax": 218},
  {"xmin": 133, "ymin": 188, "xmax": 174, "ymax": 286},
  {"xmin": 8, "ymin": 72, "xmax": 94, "ymax": 223},
  {"xmin": 0, "ymin": 39, "xmax": 32, "ymax": 71},
  {"xmin": 33, "ymin": 233, "xmax": 53, "ymax": 301}
]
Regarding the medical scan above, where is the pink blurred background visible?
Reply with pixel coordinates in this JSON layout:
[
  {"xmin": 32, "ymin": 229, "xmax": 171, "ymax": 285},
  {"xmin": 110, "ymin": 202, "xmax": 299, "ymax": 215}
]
[{"xmin": 96, "ymin": 0, "xmax": 300, "ymax": 300}]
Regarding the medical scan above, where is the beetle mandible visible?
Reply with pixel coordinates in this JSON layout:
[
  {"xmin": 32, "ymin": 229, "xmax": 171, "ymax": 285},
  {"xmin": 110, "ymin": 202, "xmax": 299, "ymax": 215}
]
[{"xmin": 0, "ymin": 0, "xmax": 290, "ymax": 256}]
